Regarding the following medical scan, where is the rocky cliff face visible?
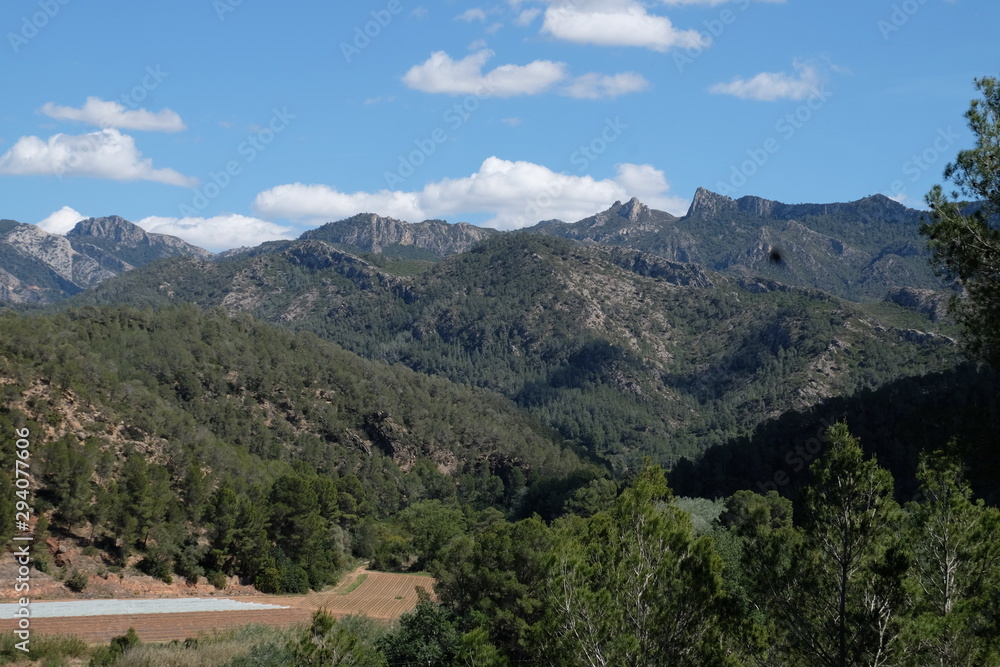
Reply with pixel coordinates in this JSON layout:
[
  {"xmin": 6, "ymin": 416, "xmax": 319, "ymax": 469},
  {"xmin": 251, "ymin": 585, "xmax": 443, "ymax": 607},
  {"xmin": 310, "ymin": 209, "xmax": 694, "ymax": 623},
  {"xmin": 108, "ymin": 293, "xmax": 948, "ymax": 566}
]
[
  {"xmin": 67, "ymin": 216, "xmax": 211, "ymax": 269},
  {"xmin": 885, "ymin": 286, "xmax": 952, "ymax": 321},
  {"xmin": 534, "ymin": 197, "xmax": 680, "ymax": 241},
  {"xmin": 533, "ymin": 188, "xmax": 939, "ymax": 301},
  {"xmin": 0, "ymin": 216, "xmax": 209, "ymax": 303},
  {"xmin": 686, "ymin": 188, "xmax": 914, "ymax": 224},
  {"xmin": 300, "ymin": 213, "xmax": 499, "ymax": 258}
]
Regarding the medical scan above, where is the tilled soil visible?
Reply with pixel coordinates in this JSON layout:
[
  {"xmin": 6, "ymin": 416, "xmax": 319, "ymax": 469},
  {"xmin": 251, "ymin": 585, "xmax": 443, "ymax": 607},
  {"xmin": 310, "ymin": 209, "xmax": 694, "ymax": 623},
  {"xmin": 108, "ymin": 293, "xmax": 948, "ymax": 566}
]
[{"xmin": 0, "ymin": 569, "xmax": 433, "ymax": 644}]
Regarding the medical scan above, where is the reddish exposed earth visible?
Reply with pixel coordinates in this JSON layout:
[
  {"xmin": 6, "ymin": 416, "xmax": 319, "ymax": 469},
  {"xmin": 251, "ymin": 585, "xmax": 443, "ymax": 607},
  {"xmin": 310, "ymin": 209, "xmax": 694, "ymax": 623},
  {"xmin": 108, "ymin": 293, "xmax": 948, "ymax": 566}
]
[{"xmin": 0, "ymin": 567, "xmax": 434, "ymax": 644}]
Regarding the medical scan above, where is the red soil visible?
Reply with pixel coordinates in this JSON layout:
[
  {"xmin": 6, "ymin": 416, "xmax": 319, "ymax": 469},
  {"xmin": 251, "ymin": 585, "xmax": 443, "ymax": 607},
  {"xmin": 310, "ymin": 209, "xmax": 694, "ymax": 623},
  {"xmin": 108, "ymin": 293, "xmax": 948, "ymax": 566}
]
[{"xmin": 0, "ymin": 569, "xmax": 434, "ymax": 644}]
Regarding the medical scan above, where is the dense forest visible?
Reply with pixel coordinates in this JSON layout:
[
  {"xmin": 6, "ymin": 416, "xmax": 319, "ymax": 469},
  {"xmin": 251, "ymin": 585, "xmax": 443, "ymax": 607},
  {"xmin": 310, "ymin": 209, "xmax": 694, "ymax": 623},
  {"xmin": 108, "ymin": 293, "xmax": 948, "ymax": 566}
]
[
  {"xmin": 67, "ymin": 232, "xmax": 960, "ymax": 471},
  {"xmin": 0, "ymin": 304, "xmax": 595, "ymax": 595}
]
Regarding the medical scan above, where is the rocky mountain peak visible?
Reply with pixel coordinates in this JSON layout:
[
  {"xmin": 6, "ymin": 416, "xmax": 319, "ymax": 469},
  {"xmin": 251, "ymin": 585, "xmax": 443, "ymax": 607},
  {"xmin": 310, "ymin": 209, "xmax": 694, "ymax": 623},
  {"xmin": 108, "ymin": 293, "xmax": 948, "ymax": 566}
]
[
  {"xmin": 618, "ymin": 196, "xmax": 647, "ymax": 222},
  {"xmin": 591, "ymin": 197, "xmax": 657, "ymax": 227},
  {"xmin": 736, "ymin": 195, "xmax": 777, "ymax": 217},
  {"xmin": 67, "ymin": 216, "xmax": 150, "ymax": 245},
  {"xmin": 687, "ymin": 188, "xmax": 738, "ymax": 217},
  {"xmin": 300, "ymin": 213, "xmax": 497, "ymax": 258}
]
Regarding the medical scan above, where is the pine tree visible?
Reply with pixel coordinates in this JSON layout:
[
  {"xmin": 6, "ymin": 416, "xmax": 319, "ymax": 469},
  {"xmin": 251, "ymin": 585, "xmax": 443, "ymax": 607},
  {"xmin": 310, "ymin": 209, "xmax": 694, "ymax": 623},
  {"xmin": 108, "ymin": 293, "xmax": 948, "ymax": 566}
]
[
  {"xmin": 923, "ymin": 76, "xmax": 1000, "ymax": 368},
  {"xmin": 904, "ymin": 446, "xmax": 1000, "ymax": 665},
  {"xmin": 545, "ymin": 462, "xmax": 728, "ymax": 667},
  {"xmin": 746, "ymin": 423, "xmax": 909, "ymax": 666}
]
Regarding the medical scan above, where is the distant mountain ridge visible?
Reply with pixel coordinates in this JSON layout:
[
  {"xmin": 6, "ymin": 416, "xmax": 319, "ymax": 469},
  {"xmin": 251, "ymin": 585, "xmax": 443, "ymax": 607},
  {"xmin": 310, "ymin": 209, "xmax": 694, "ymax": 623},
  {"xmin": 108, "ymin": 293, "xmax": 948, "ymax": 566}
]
[
  {"xmin": 0, "ymin": 187, "xmax": 944, "ymax": 304},
  {"xmin": 300, "ymin": 212, "xmax": 499, "ymax": 259},
  {"xmin": 0, "ymin": 216, "xmax": 209, "ymax": 303},
  {"xmin": 527, "ymin": 188, "xmax": 941, "ymax": 301}
]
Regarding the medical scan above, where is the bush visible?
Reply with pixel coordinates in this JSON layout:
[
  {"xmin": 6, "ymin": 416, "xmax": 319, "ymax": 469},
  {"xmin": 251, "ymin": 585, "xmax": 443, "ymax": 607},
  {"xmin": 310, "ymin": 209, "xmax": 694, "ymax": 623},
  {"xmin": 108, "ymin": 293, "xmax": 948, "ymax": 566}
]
[
  {"xmin": 0, "ymin": 632, "xmax": 88, "ymax": 663},
  {"xmin": 281, "ymin": 564, "xmax": 310, "ymax": 595},
  {"xmin": 207, "ymin": 570, "xmax": 228, "ymax": 590},
  {"xmin": 254, "ymin": 567, "xmax": 283, "ymax": 594},
  {"xmin": 90, "ymin": 627, "xmax": 140, "ymax": 666},
  {"xmin": 136, "ymin": 554, "xmax": 173, "ymax": 584},
  {"xmin": 65, "ymin": 569, "xmax": 88, "ymax": 592},
  {"xmin": 33, "ymin": 555, "xmax": 50, "ymax": 574}
]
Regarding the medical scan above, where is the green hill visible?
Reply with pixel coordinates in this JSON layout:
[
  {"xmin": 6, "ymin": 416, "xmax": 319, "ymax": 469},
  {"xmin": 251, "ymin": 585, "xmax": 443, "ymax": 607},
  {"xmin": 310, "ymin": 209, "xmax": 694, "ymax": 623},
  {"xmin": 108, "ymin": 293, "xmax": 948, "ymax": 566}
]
[{"xmin": 66, "ymin": 234, "xmax": 961, "ymax": 469}]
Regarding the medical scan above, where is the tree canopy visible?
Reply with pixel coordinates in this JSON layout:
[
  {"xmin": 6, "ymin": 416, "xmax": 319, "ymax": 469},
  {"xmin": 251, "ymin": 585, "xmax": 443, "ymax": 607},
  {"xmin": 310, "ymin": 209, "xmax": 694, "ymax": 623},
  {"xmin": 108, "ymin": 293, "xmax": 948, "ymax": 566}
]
[{"xmin": 923, "ymin": 76, "xmax": 1000, "ymax": 368}]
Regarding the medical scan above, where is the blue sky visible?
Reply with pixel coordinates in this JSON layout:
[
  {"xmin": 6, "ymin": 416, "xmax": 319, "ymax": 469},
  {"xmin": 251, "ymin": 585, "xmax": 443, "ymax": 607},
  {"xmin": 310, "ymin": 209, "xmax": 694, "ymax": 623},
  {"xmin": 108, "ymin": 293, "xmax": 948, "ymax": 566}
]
[{"xmin": 1, "ymin": 0, "xmax": 995, "ymax": 250}]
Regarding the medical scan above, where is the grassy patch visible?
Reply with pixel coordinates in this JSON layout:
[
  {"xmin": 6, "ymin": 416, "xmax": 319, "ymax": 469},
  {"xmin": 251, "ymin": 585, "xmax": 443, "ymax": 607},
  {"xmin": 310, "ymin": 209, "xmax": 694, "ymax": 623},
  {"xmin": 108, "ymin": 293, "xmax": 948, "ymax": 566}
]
[
  {"xmin": 115, "ymin": 624, "xmax": 297, "ymax": 667},
  {"xmin": 0, "ymin": 632, "xmax": 88, "ymax": 664},
  {"xmin": 337, "ymin": 573, "xmax": 368, "ymax": 595}
]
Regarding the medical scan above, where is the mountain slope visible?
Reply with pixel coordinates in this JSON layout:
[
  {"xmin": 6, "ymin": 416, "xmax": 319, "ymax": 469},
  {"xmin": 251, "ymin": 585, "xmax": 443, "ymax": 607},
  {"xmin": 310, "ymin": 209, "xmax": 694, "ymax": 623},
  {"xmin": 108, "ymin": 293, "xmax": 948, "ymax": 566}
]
[
  {"xmin": 0, "ymin": 216, "xmax": 209, "ymax": 303},
  {"xmin": 0, "ymin": 304, "xmax": 582, "ymax": 504},
  {"xmin": 68, "ymin": 233, "xmax": 960, "ymax": 468},
  {"xmin": 528, "ymin": 190, "xmax": 943, "ymax": 301},
  {"xmin": 299, "ymin": 213, "xmax": 499, "ymax": 259}
]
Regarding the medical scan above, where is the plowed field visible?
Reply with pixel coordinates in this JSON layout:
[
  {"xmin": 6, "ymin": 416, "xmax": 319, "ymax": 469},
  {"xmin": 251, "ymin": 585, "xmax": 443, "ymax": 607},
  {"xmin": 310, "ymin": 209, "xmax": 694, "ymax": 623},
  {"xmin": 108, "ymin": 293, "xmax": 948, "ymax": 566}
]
[{"xmin": 0, "ymin": 570, "xmax": 433, "ymax": 644}]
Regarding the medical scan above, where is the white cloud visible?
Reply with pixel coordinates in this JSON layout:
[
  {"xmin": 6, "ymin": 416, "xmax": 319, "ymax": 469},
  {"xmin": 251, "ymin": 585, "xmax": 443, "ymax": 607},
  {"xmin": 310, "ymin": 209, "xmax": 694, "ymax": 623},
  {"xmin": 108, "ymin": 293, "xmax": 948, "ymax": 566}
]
[
  {"xmin": 456, "ymin": 8, "xmax": 487, "ymax": 21},
  {"xmin": 254, "ymin": 157, "xmax": 689, "ymax": 230},
  {"xmin": 661, "ymin": 0, "xmax": 784, "ymax": 5},
  {"xmin": 403, "ymin": 50, "xmax": 567, "ymax": 97},
  {"xmin": 501, "ymin": 117, "xmax": 523, "ymax": 126},
  {"xmin": 541, "ymin": 2, "xmax": 706, "ymax": 52},
  {"xmin": 614, "ymin": 164, "xmax": 689, "ymax": 215},
  {"xmin": 0, "ymin": 130, "xmax": 196, "ymax": 186},
  {"xmin": 516, "ymin": 7, "xmax": 541, "ymax": 25},
  {"xmin": 36, "ymin": 206, "xmax": 86, "ymax": 234},
  {"xmin": 709, "ymin": 61, "xmax": 822, "ymax": 101},
  {"xmin": 563, "ymin": 72, "xmax": 650, "ymax": 99},
  {"xmin": 137, "ymin": 214, "xmax": 294, "ymax": 252},
  {"xmin": 40, "ymin": 97, "xmax": 186, "ymax": 132},
  {"xmin": 255, "ymin": 185, "xmax": 426, "ymax": 224}
]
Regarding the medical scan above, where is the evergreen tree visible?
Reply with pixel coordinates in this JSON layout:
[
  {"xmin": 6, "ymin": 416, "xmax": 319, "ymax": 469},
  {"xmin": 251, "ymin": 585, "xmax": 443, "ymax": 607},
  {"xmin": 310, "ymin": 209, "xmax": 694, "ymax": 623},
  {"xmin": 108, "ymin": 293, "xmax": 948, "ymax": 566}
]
[
  {"xmin": 903, "ymin": 446, "xmax": 1000, "ymax": 665},
  {"xmin": 545, "ymin": 462, "xmax": 729, "ymax": 667},
  {"xmin": 745, "ymin": 423, "xmax": 909, "ymax": 666},
  {"xmin": 923, "ymin": 76, "xmax": 1000, "ymax": 368},
  {"xmin": 378, "ymin": 589, "xmax": 460, "ymax": 666}
]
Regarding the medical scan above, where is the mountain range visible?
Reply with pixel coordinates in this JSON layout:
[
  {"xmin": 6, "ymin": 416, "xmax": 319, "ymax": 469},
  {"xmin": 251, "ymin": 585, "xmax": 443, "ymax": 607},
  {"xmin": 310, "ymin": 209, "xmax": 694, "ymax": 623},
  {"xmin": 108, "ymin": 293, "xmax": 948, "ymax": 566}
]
[
  {"xmin": 0, "ymin": 188, "xmax": 948, "ymax": 307},
  {"xmin": 0, "ymin": 188, "xmax": 962, "ymax": 470},
  {"xmin": 0, "ymin": 216, "xmax": 209, "ymax": 303}
]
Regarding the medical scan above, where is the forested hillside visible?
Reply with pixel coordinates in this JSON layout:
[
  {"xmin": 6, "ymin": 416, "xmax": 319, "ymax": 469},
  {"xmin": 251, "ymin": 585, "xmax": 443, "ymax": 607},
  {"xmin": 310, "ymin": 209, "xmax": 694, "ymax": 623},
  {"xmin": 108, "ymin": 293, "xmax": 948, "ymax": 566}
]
[
  {"xmin": 68, "ymin": 233, "xmax": 960, "ymax": 471},
  {"xmin": 0, "ymin": 305, "xmax": 591, "ymax": 594}
]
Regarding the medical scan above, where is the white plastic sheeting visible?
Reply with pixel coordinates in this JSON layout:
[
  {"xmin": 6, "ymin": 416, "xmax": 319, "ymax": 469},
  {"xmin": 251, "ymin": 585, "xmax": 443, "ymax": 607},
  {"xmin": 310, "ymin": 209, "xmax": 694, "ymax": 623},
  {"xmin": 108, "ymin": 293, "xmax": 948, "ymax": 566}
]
[{"xmin": 0, "ymin": 598, "xmax": 290, "ymax": 619}]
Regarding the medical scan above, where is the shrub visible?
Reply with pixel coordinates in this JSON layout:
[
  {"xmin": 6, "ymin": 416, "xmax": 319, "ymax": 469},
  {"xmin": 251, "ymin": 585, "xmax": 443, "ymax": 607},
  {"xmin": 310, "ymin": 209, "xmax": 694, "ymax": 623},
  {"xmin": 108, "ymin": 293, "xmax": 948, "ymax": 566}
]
[
  {"xmin": 136, "ymin": 554, "xmax": 173, "ymax": 584},
  {"xmin": 65, "ymin": 569, "xmax": 88, "ymax": 592},
  {"xmin": 207, "ymin": 570, "xmax": 228, "ymax": 590},
  {"xmin": 90, "ymin": 627, "xmax": 141, "ymax": 666}
]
